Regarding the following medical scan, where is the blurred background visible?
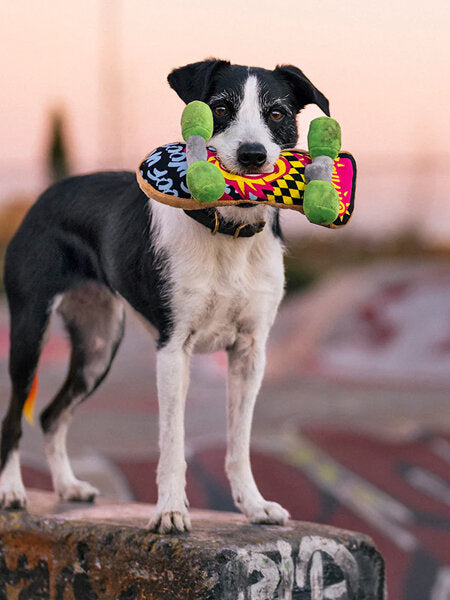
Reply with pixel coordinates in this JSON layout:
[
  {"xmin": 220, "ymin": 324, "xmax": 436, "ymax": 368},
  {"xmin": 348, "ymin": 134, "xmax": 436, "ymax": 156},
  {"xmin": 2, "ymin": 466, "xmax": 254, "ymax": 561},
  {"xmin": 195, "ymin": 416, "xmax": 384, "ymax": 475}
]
[{"xmin": 1, "ymin": 1, "xmax": 449, "ymax": 598}]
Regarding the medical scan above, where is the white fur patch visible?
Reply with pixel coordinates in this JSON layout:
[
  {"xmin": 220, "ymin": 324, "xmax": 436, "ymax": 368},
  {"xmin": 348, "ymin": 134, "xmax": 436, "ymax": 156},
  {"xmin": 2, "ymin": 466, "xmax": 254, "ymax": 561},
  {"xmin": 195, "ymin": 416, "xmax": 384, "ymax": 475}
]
[
  {"xmin": 45, "ymin": 414, "xmax": 99, "ymax": 501},
  {"xmin": 209, "ymin": 75, "xmax": 281, "ymax": 175},
  {"xmin": 0, "ymin": 449, "xmax": 27, "ymax": 508}
]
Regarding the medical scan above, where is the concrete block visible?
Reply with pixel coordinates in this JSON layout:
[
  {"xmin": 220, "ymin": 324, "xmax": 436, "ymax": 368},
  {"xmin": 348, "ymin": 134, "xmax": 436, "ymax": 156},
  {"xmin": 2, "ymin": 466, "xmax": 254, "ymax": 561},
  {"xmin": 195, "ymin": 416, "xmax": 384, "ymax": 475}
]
[{"xmin": 0, "ymin": 490, "xmax": 386, "ymax": 599}]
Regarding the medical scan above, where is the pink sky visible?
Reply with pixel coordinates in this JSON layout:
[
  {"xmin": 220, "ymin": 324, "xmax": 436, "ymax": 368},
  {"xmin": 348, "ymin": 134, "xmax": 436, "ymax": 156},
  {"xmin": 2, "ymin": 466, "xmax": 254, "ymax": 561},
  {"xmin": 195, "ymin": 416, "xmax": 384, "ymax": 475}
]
[{"xmin": 1, "ymin": 0, "xmax": 449, "ymax": 238}]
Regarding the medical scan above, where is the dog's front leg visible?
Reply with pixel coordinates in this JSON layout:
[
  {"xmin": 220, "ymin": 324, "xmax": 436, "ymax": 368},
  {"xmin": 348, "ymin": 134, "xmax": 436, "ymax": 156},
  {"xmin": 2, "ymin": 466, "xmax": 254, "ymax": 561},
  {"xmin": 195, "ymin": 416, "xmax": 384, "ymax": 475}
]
[
  {"xmin": 226, "ymin": 333, "xmax": 289, "ymax": 525},
  {"xmin": 148, "ymin": 344, "xmax": 191, "ymax": 533}
]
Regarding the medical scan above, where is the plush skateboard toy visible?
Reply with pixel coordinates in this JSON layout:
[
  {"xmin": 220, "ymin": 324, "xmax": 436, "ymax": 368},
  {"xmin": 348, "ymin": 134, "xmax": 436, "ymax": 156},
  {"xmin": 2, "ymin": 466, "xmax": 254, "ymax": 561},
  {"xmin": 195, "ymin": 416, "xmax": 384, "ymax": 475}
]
[{"xmin": 137, "ymin": 102, "xmax": 356, "ymax": 229}]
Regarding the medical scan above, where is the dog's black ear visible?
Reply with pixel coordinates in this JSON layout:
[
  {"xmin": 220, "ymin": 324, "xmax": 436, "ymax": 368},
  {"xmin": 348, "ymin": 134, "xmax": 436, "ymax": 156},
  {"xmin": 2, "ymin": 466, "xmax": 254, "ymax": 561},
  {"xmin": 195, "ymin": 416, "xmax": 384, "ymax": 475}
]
[
  {"xmin": 167, "ymin": 59, "xmax": 230, "ymax": 104},
  {"xmin": 274, "ymin": 65, "xmax": 330, "ymax": 116}
]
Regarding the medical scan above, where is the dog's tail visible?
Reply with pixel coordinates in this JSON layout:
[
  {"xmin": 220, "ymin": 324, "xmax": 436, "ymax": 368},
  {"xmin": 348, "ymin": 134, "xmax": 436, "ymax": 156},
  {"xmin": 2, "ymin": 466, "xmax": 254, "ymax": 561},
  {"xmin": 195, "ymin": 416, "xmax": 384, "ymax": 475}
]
[{"xmin": 23, "ymin": 374, "xmax": 38, "ymax": 426}]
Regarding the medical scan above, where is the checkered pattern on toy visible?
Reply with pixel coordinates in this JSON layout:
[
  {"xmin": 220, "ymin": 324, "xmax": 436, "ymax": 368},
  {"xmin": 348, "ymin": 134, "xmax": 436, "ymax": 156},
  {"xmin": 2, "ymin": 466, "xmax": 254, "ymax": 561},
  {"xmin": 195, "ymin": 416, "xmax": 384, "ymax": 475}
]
[{"xmin": 266, "ymin": 154, "xmax": 306, "ymax": 205}]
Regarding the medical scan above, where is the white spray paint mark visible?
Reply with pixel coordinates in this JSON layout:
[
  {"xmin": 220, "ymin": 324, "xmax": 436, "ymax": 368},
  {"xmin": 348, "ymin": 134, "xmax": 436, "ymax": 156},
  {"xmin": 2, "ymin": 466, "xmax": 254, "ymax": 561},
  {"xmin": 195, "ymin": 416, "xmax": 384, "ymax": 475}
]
[
  {"xmin": 297, "ymin": 536, "xmax": 358, "ymax": 599},
  {"xmin": 310, "ymin": 551, "xmax": 324, "ymax": 600},
  {"xmin": 237, "ymin": 548, "xmax": 279, "ymax": 600},
  {"xmin": 277, "ymin": 540, "xmax": 294, "ymax": 600},
  {"xmin": 228, "ymin": 537, "xmax": 362, "ymax": 599}
]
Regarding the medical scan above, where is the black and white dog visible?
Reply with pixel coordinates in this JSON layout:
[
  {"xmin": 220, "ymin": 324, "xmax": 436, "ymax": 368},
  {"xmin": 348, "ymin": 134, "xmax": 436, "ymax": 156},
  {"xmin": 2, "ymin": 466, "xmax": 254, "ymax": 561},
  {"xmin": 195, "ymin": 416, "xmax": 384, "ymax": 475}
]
[{"xmin": 0, "ymin": 60, "xmax": 329, "ymax": 533}]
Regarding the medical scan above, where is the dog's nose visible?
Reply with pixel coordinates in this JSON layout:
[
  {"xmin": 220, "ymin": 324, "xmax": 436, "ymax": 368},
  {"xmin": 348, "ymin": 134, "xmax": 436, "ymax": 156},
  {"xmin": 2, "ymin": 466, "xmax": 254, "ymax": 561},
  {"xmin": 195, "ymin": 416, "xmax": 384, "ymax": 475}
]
[{"xmin": 237, "ymin": 143, "xmax": 267, "ymax": 169}]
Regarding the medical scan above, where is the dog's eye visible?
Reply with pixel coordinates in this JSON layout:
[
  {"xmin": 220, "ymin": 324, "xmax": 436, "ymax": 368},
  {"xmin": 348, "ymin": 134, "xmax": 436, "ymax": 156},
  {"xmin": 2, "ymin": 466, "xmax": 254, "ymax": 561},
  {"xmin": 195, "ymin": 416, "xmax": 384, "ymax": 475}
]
[
  {"xmin": 270, "ymin": 109, "xmax": 284, "ymax": 122},
  {"xmin": 213, "ymin": 106, "xmax": 228, "ymax": 117}
]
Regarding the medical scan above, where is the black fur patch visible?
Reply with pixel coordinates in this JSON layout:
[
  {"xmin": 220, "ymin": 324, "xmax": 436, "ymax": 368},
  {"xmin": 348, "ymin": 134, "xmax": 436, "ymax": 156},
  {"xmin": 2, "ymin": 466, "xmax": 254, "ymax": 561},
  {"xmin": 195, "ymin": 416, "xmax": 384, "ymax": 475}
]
[
  {"xmin": 168, "ymin": 60, "xmax": 330, "ymax": 148},
  {"xmin": 4, "ymin": 172, "xmax": 174, "ymax": 373}
]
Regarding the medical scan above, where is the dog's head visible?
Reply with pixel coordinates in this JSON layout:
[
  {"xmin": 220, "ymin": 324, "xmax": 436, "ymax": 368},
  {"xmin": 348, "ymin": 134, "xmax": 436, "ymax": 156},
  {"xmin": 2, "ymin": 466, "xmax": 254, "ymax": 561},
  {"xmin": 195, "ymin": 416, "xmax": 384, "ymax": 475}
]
[{"xmin": 168, "ymin": 59, "xmax": 329, "ymax": 176}]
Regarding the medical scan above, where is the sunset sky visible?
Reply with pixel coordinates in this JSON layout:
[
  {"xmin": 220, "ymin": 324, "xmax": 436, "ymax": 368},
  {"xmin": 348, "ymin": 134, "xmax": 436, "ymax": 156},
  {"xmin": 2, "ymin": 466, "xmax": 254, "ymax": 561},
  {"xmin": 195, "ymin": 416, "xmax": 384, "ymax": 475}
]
[{"xmin": 1, "ymin": 0, "xmax": 449, "ymax": 238}]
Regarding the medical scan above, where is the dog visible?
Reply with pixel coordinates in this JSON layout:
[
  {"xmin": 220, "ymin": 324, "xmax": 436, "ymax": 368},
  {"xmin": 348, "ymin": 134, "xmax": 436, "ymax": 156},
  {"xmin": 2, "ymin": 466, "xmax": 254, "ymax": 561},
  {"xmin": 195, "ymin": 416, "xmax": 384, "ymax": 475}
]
[{"xmin": 0, "ymin": 59, "xmax": 329, "ymax": 533}]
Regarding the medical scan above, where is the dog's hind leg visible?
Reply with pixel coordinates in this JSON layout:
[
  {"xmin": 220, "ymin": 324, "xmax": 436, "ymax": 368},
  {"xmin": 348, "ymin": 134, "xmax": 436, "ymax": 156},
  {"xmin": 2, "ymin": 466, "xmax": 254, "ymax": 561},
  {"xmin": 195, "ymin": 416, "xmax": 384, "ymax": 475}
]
[
  {"xmin": 40, "ymin": 282, "xmax": 124, "ymax": 502},
  {"xmin": 0, "ymin": 300, "xmax": 52, "ymax": 509}
]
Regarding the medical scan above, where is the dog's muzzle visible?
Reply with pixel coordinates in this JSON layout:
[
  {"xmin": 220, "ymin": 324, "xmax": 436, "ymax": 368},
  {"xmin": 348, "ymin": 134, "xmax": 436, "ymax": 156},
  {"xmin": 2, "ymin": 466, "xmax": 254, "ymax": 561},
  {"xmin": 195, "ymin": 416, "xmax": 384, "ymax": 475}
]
[{"xmin": 237, "ymin": 143, "xmax": 267, "ymax": 170}]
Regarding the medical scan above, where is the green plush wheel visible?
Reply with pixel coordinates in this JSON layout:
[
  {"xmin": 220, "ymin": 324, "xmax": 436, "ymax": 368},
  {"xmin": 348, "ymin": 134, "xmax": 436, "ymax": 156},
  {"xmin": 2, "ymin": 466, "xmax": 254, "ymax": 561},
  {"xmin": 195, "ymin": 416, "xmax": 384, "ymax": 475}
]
[
  {"xmin": 181, "ymin": 101, "xmax": 214, "ymax": 142},
  {"xmin": 303, "ymin": 180, "xmax": 340, "ymax": 225},
  {"xmin": 186, "ymin": 161, "xmax": 226, "ymax": 203},
  {"xmin": 308, "ymin": 117, "xmax": 341, "ymax": 160}
]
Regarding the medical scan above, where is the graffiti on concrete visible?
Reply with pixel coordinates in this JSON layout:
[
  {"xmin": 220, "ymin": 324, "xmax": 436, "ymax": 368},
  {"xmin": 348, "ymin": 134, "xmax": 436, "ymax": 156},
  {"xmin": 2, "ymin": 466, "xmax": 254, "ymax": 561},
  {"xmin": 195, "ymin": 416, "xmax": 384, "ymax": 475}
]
[
  {"xmin": 0, "ymin": 531, "xmax": 384, "ymax": 600},
  {"xmin": 221, "ymin": 536, "xmax": 360, "ymax": 600}
]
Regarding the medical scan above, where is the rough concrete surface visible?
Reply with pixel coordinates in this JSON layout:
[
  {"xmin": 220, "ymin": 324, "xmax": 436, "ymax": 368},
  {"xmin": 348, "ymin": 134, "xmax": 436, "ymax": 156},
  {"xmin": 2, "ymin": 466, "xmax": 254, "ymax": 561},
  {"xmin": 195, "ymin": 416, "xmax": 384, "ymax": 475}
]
[{"xmin": 0, "ymin": 490, "xmax": 386, "ymax": 600}]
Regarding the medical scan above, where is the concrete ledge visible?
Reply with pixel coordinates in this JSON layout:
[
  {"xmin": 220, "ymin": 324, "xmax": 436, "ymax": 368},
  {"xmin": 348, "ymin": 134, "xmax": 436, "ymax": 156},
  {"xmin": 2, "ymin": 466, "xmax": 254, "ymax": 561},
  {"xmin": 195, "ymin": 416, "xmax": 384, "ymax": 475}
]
[{"xmin": 0, "ymin": 490, "xmax": 386, "ymax": 599}]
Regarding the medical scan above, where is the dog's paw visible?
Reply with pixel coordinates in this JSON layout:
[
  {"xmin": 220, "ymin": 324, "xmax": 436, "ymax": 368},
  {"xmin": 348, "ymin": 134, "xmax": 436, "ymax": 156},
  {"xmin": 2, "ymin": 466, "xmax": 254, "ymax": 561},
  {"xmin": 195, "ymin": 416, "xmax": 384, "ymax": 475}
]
[
  {"xmin": 57, "ymin": 479, "xmax": 99, "ymax": 503},
  {"xmin": 245, "ymin": 500, "xmax": 290, "ymax": 525},
  {"xmin": 148, "ymin": 508, "xmax": 191, "ymax": 534},
  {"xmin": 0, "ymin": 485, "xmax": 27, "ymax": 510}
]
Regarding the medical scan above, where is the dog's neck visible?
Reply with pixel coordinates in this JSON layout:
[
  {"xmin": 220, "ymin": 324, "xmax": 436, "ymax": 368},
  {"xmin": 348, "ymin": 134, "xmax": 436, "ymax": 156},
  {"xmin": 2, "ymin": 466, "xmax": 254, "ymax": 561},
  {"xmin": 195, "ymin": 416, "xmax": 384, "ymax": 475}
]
[
  {"xmin": 183, "ymin": 205, "xmax": 268, "ymax": 238},
  {"xmin": 217, "ymin": 205, "xmax": 268, "ymax": 224}
]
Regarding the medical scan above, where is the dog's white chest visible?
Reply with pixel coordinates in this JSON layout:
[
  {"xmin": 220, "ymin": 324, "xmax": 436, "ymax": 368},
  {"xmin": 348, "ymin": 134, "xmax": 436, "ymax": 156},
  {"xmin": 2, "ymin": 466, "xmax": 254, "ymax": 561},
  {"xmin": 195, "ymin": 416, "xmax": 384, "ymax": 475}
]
[
  {"xmin": 188, "ymin": 285, "xmax": 248, "ymax": 353},
  {"xmin": 152, "ymin": 202, "xmax": 284, "ymax": 353},
  {"xmin": 178, "ymin": 254, "xmax": 265, "ymax": 354},
  {"xmin": 155, "ymin": 206, "xmax": 285, "ymax": 354}
]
